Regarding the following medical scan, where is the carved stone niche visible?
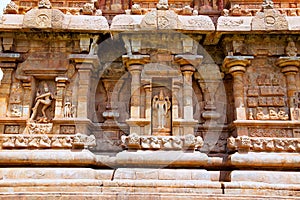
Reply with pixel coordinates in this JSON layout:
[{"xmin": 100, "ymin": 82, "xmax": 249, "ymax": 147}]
[
  {"xmin": 151, "ymin": 78, "xmax": 172, "ymax": 136},
  {"xmin": 29, "ymin": 80, "xmax": 56, "ymax": 123}
]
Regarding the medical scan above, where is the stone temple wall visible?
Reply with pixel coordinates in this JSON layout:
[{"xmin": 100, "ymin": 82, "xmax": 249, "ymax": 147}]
[{"xmin": 0, "ymin": 0, "xmax": 300, "ymax": 199}]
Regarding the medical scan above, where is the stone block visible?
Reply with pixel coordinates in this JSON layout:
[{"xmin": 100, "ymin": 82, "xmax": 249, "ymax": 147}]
[
  {"xmin": 114, "ymin": 168, "xmax": 136, "ymax": 179},
  {"xmin": 158, "ymin": 169, "xmax": 191, "ymax": 180},
  {"xmin": 191, "ymin": 170, "xmax": 211, "ymax": 180},
  {"xmin": 0, "ymin": 14, "xmax": 23, "ymax": 29},
  {"xmin": 135, "ymin": 168, "xmax": 159, "ymax": 180},
  {"xmin": 287, "ymin": 17, "xmax": 300, "ymax": 30}
]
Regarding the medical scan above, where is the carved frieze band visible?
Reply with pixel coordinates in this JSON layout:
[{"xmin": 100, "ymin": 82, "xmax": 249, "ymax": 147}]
[
  {"xmin": 121, "ymin": 133, "xmax": 203, "ymax": 150},
  {"xmin": 0, "ymin": 133, "xmax": 96, "ymax": 149},
  {"xmin": 228, "ymin": 136, "xmax": 300, "ymax": 152}
]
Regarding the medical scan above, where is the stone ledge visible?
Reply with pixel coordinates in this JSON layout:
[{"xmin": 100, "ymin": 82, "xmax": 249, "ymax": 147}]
[
  {"xmin": 114, "ymin": 151, "xmax": 208, "ymax": 167},
  {"xmin": 229, "ymin": 152, "xmax": 300, "ymax": 169},
  {"xmin": 113, "ymin": 168, "xmax": 211, "ymax": 181},
  {"xmin": 231, "ymin": 170, "xmax": 300, "ymax": 184}
]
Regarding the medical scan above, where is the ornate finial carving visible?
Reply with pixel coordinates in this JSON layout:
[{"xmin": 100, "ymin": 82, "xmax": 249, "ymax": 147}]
[
  {"xmin": 156, "ymin": 0, "xmax": 169, "ymax": 10},
  {"xmin": 261, "ymin": 0, "xmax": 274, "ymax": 11},
  {"xmin": 3, "ymin": 1, "xmax": 19, "ymax": 14},
  {"xmin": 285, "ymin": 39, "xmax": 298, "ymax": 57},
  {"xmin": 38, "ymin": 0, "xmax": 52, "ymax": 9},
  {"xmin": 82, "ymin": 3, "xmax": 95, "ymax": 15}
]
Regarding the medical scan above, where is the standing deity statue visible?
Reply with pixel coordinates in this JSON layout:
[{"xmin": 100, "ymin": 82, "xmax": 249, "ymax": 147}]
[
  {"xmin": 30, "ymin": 83, "xmax": 54, "ymax": 122},
  {"xmin": 152, "ymin": 89, "xmax": 171, "ymax": 129}
]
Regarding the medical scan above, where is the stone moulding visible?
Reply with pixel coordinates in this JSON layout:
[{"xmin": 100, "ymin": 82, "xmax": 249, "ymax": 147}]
[
  {"xmin": 121, "ymin": 133, "xmax": 204, "ymax": 150},
  {"xmin": 0, "ymin": 9, "xmax": 109, "ymax": 31},
  {"xmin": 217, "ymin": 16, "xmax": 300, "ymax": 32},
  {"xmin": 228, "ymin": 136, "xmax": 300, "ymax": 153},
  {"xmin": 110, "ymin": 10, "xmax": 215, "ymax": 31},
  {"xmin": 0, "ymin": 133, "xmax": 96, "ymax": 149}
]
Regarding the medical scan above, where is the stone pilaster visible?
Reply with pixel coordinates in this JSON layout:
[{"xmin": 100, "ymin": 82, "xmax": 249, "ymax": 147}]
[
  {"xmin": 123, "ymin": 55, "xmax": 150, "ymax": 135},
  {"xmin": 175, "ymin": 55, "xmax": 202, "ymax": 135},
  {"xmin": 0, "ymin": 53, "xmax": 20, "ymax": 118},
  {"xmin": 143, "ymin": 81, "xmax": 152, "ymax": 135},
  {"xmin": 69, "ymin": 55, "xmax": 99, "ymax": 120},
  {"xmin": 223, "ymin": 56, "xmax": 253, "ymax": 120},
  {"xmin": 276, "ymin": 57, "xmax": 300, "ymax": 108},
  {"xmin": 54, "ymin": 77, "xmax": 68, "ymax": 119}
]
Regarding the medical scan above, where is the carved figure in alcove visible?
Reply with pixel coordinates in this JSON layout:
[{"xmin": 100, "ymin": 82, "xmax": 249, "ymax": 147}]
[
  {"xmin": 152, "ymin": 89, "xmax": 171, "ymax": 129},
  {"xmin": 285, "ymin": 40, "xmax": 298, "ymax": 57},
  {"xmin": 63, "ymin": 99, "xmax": 75, "ymax": 118},
  {"xmin": 30, "ymin": 82, "xmax": 54, "ymax": 122}
]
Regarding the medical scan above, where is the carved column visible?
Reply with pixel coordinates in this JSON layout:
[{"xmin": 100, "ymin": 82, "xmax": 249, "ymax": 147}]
[
  {"xmin": 276, "ymin": 57, "xmax": 300, "ymax": 119},
  {"xmin": 54, "ymin": 77, "xmax": 69, "ymax": 119},
  {"xmin": 123, "ymin": 55, "xmax": 150, "ymax": 135},
  {"xmin": 223, "ymin": 56, "xmax": 253, "ymax": 120},
  {"xmin": 175, "ymin": 55, "xmax": 202, "ymax": 135}
]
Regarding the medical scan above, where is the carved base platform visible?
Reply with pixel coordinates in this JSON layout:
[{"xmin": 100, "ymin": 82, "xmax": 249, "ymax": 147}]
[{"xmin": 0, "ymin": 167, "xmax": 299, "ymax": 198}]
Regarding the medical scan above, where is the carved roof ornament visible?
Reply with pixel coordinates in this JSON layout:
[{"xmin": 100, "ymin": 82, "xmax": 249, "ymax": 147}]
[
  {"xmin": 82, "ymin": 3, "xmax": 95, "ymax": 15},
  {"xmin": 251, "ymin": 0, "xmax": 288, "ymax": 31},
  {"xmin": 261, "ymin": 0, "xmax": 274, "ymax": 11},
  {"xmin": 3, "ymin": 1, "xmax": 19, "ymax": 14},
  {"xmin": 156, "ymin": 0, "xmax": 169, "ymax": 10},
  {"xmin": 38, "ymin": 0, "xmax": 52, "ymax": 9},
  {"xmin": 285, "ymin": 39, "xmax": 298, "ymax": 57}
]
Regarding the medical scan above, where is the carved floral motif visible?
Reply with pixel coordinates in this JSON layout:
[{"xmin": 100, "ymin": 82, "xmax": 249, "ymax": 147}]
[
  {"xmin": 248, "ymin": 128, "xmax": 292, "ymax": 137},
  {"xmin": 1, "ymin": 133, "xmax": 96, "ymax": 149},
  {"xmin": 121, "ymin": 133, "xmax": 203, "ymax": 150},
  {"xmin": 228, "ymin": 136, "xmax": 300, "ymax": 152}
]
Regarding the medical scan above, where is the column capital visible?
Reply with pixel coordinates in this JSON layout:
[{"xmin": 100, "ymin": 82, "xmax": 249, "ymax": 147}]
[
  {"xmin": 276, "ymin": 57, "xmax": 300, "ymax": 74},
  {"xmin": 122, "ymin": 55, "xmax": 150, "ymax": 69},
  {"xmin": 68, "ymin": 54, "xmax": 99, "ymax": 69},
  {"xmin": 0, "ymin": 53, "xmax": 21, "ymax": 64},
  {"xmin": 222, "ymin": 56, "xmax": 253, "ymax": 74},
  {"xmin": 175, "ymin": 54, "xmax": 203, "ymax": 68},
  {"xmin": 55, "ymin": 77, "xmax": 69, "ymax": 83}
]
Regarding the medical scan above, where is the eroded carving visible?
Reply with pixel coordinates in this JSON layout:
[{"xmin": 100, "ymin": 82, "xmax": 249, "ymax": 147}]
[
  {"xmin": 121, "ymin": 134, "xmax": 203, "ymax": 150},
  {"xmin": 228, "ymin": 136, "xmax": 300, "ymax": 153},
  {"xmin": 3, "ymin": 1, "xmax": 19, "ymax": 14},
  {"xmin": 285, "ymin": 39, "xmax": 298, "ymax": 57},
  {"xmin": 1, "ymin": 134, "xmax": 96, "ymax": 149},
  {"xmin": 156, "ymin": 0, "xmax": 169, "ymax": 10},
  {"xmin": 38, "ymin": 0, "xmax": 52, "ymax": 9}
]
